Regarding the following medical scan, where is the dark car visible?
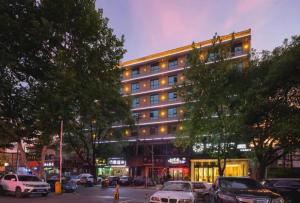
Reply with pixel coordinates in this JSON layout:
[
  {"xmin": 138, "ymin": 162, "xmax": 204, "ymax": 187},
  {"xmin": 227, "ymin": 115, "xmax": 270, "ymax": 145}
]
[
  {"xmin": 108, "ymin": 176, "xmax": 120, "ymax": 186},
  {"xmin": 119, "ymin": 176, "xmax": 132, "ymax": 186},
  {"xmin": 262, "ymin": 178, "xmax": 300, "ymax": 203},
  {"xmin": 47, "ymin": 178, "xmax": 77, "ymax": 193},
  {"xmin": 192, "ymin": 181, "xmax": 212, "ymax": 203},
  {"xmin": 133, "ymin": 176, "xmax": 145, "ymax": 186},
  {"xmin": 209, "ymin": 177, "xmax": 284, "ymax": 203}
]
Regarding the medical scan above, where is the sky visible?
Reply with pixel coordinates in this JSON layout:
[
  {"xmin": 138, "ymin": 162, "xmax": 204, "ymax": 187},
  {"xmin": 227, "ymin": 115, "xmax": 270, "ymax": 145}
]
[{"xmin": 96, "ymin": 0, "xmax": 300, "ymax": 62}]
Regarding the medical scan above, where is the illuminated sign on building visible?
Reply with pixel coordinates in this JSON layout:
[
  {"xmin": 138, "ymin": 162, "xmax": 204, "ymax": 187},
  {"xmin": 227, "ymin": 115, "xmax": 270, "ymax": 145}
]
[
  {"xmin": 96, "ymin": 158, "xmax": 106, "ymax": 166},
  {"xmin": 108, "ymin": 158, "xmax": 126, "ymax": 167},
  {"xmin": 192, "ymin": 143, "xmax": 251, "ymax": 153},
  {"xmin": 44, "ymin": 162, "xmax": 54, "ymax": 167},
  {"xmin": 168, "ymin": 157, "xmax": 186, "ymax": 164}
]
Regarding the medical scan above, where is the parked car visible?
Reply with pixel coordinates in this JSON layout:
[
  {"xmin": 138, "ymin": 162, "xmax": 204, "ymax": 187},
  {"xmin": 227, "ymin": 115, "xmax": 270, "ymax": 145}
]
[
  {"xmin": 71, "ymin": 173, "xmax": 94, "ymax": 185},
  {"xmin": 150, "ymin": 181, "xmax": 195, "ymax": 203},
  {"xmin": 192, "ymin": 181, "xmax": 212, "ymax": 203},
  {"xmin": 47, "ymin": 178, "xmax": 77, "ymax": 193},
  {"xmin": 209, "ymin": 177, "xmax": 284, "ymax": 203},
  {"xmin": 133, "ymin": 176, "xmax": 145, "ymax": 186},
  {"xmin": 108, "ymin": 176, "xmax": 120, "ymax": 186},
  {"xmin": 262, "ymin": 178, "xmax": 300, "ymax": 203},
  {"xmin": 0, "ymin": 173, "xmax": 50, "ymax": 198},
  {"xmin": 119, "ymin": 176, "xmax": 132, "ymax": 186}
]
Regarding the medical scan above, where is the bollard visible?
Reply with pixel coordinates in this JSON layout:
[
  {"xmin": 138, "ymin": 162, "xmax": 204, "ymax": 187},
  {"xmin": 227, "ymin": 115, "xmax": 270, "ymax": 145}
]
[
  {"xmin": 55, "ymin": 181, "xmax": 62, "ymax": 194},
  {"xmin": 114, "ymin": 184, "xmax": 120, "ymax": 200}
]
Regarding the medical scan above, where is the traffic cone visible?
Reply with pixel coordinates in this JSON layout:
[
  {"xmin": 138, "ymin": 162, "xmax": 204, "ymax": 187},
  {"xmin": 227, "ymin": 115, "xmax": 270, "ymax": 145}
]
[{"xmin": 114, "ymin": 184, "xmax": 120, "ymax": 200}]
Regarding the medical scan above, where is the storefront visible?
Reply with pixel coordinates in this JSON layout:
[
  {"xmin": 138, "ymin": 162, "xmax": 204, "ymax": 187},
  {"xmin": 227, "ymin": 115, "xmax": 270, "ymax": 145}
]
[
  {"xmin": 96, "ymin": 157, "xmax": 129, "ymax": 177},
  {"xmin": 167, "ymin": 157, "xmax": 189, "ymax": 180},
  {"xmin": 191, "ymin": 159, "xmax": 249, "ymax": 183}
]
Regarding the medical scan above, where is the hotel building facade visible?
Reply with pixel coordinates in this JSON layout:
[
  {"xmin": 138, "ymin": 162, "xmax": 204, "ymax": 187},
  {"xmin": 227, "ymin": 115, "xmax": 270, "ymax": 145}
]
[{"xmin": 110, "ymin": 29, "xmax": 251, "ymax": 182}]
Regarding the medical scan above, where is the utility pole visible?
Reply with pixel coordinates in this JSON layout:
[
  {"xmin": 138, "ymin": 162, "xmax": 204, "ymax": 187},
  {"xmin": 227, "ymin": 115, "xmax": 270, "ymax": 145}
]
[{"xmin": 59, "ymin": 120, "xmax": 63, "ymax": 184}]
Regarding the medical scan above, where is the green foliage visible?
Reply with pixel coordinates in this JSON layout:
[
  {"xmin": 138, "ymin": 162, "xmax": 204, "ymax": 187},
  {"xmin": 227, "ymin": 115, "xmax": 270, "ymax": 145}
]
[
  {"xmin": 0, "ymin": 0, "xmax": 131, "ymax": 175},
  {"xmin": 240, "ymin": 36, "xmax": 300, "ymax": 180},
  {"xmin": 179, "ymin": 34, "xmax": 245, "ymax": 175}
]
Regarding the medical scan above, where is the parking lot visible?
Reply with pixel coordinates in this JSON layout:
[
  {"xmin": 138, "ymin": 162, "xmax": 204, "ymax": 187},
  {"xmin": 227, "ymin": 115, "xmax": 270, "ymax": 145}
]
[{"xmin": 0, "ymin": 185, "xmax": 155, "ymax": 203}]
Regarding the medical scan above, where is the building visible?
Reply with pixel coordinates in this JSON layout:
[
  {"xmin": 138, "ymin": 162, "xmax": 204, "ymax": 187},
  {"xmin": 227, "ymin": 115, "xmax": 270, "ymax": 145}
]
[{"xmin": 112, "ymin": 29, "xmax": 251, "ymax": 182}]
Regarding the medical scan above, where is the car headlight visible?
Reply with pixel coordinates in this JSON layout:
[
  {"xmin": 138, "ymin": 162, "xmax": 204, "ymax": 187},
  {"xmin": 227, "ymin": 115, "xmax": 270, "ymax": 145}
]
[
  {"xmin": 219, "ymin": 193, "xmax": 236, "ymax": 201},
  {"xmin": 150, "ymin": 196, "xmax": 160, "ymax": 201},
  {"xmin": 272, "ymin": 197, "xmax": 285, "ymax": 203},
  {"xmin": 178, "ymin": 199, "xmax": 192, "ymax": 203}
]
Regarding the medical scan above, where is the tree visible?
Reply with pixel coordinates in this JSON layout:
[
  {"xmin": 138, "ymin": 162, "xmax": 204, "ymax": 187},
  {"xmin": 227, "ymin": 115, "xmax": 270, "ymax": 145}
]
[
  {"xmin": 178, "ymin": 34, "xmax": 245, "ymax": 176},
  {"xmin": 240, "ymin": 36, "xmax": 300, "ymax": 180},
  {"xmin": 0, "ymin": 0, "xmax": 131, "ymax": 180}
]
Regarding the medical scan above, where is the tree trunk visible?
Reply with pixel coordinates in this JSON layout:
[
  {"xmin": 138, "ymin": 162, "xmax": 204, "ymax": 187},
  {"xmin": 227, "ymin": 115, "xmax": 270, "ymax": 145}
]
[
  {"xmin": 17, "ymin": 141, "xmax": 27, "ymax": 168},
  {"xmin": 256, "ymin": 163, "xmax": 266, "ymax": 181},
  {"xmin": 40, "ymin": 145, "xmax": 48, "ymax": 180}
]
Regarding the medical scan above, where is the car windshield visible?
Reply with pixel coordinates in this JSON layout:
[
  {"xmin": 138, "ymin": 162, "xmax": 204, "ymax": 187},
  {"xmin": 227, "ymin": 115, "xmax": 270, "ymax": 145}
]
[
  {"xmin": 161, "ymin": 182, "xmax": 192, "ymax": 192},
  {"xmin": 220, "ymin": 178, "xmax": 263, "ymax": 190},
  {"xmin": 18, "ymin": 175, "xmax": 41, "ymax": 182}
]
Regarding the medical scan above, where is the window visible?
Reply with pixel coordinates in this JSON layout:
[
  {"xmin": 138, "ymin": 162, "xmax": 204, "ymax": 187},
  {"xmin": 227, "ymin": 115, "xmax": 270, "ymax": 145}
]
[
  {"xmin": 151, "ymin": 63, "xmax": 160, "ymax": 72},
  {"xmin": 150, "ymin": 79, "xmax": 160, "ymax": 89},
  {"xmin": 167, "ymin": 125, "xmax": 177, "ymax": 134},
  {"xmin": 233, "ymin": 43, "xmax": 243, "ymax": 56},
  {"xmin": 150, "ymin": 126, "xmax": 158, "ymax": 135},
  {"xmin": 150, "ymin": 110, "xmax": 159, "ymax": 120},
  {"xmin": 4, "ymin": 175, "xmax": 16, "ymax": 180},
  {"xmin": 131, "ymin": 82, "xmax": 140, "ymax": 93},
  {"xmin": 168, "ymin": 92, "xmax": 177, "ymax": 101},
  {"xmin": 168, "ymin": 75, "xmax": 177, "ymax": 86},
  {"xmin": 236, "ymin": 62, "xmax": 243, "ymax": 72},
  {"xmin": 168, "ymin": 59, "xmax": 178, "ymax": 69},
  {"xmin": 132, "ymin": 112, "xmax": 140, "ymax": 121},
  {"xmin": 168, "ymin": 108, "xmax": 177, "ymax": 118},
  {"xmin": 131, "ymin": 67, "xmax": 140, "ymax": 77},
  {"xmin": 207, "ymin": 52, "xmax": 217, "ymax": 62},
  {"xmin": 150, "ymin": 94, "xmax": 159, "ymax": 105},
  {"xmin": 132, "ymin": 97, "xmax": 140, "ymax": 107},
  {"xmin": 131, "ymin": 128, "xmax": 138, "ymax": 137}
]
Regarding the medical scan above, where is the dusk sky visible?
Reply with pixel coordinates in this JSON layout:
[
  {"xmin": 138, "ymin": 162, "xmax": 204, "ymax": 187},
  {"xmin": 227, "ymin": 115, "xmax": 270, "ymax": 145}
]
[{"xmin": 96, "ymin": 0, "xmax": 300, "ymax": 62}]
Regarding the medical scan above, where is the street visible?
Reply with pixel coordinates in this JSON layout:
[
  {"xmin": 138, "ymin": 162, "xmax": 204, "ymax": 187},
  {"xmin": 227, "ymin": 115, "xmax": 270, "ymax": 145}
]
[{"xmin": 0, "ymin": 186, "xmax": 156, "ymax": 203}]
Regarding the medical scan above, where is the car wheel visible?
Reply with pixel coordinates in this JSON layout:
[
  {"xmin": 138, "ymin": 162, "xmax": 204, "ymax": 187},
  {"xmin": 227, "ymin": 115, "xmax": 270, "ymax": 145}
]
[
  {"xmin": 0, "ymin": 186, "xmax": 5, "ymax": 196},
  {"xmin": 203, "ymin": 194, "xmax": 210, "ymax": 203},
  {"xmin": 42, "ymin": 193, "xmax": 48, "ymax": 197},
  {"xmin": 15, "ymin": 187, "xmax": 23, "ymax": 198}
]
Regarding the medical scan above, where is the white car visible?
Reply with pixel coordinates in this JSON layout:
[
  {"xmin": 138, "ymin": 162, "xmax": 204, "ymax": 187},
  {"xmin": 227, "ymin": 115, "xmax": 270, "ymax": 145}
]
[
  {"xmin": 0, "ymin": 173, "xmax": 50, "ymax": 198},
  {"xmin": 150, "ymin": 181, "xmax": 195, "ymax": 203},
  {"xmin": 72, "ymin": 173, "xmax": 94, "ymax": 185}
]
